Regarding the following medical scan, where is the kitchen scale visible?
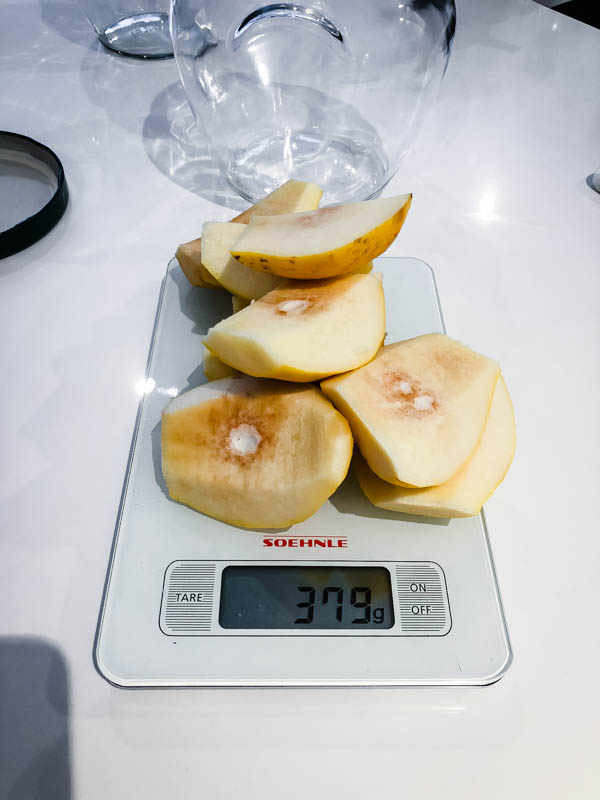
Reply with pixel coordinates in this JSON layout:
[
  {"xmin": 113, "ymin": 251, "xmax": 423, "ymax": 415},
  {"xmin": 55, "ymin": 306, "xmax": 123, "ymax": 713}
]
[{"xmin": 95, "ymin": 257, "xmax": 512, "ymax": 687}]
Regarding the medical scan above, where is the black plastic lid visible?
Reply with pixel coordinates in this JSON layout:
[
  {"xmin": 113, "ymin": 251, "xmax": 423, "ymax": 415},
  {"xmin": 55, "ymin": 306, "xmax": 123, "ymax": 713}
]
[{"xmin": 0, "ymin": 131, "xmax": 69, "ymax": 259}]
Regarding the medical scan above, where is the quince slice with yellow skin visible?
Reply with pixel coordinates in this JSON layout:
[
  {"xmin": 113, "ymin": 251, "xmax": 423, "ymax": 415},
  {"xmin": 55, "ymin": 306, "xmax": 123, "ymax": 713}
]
[
  {"xmin": 161, "ymin": 377, "xmax": 353, "ymax": 529},
  {"xmin": 201, "ymin": 222, "xmax": 282, "ymax": 300},
  {"xmin": 204, "ymin": 272, "xmax": 385, "ymax": 382},
  {"xmin": 321, "ymin": 334, "xmax": 500, "ymax": 488},
  {"xmin": 354, "ymin": 377, "xmax": 516, "ymax": 518},
  {"xmin": 175, "ymin": 180, "xmax": 322, "ymax": 287},
  {"xmin": 229, "ymin": 194, "xmax": 411, "ymax": 279}
]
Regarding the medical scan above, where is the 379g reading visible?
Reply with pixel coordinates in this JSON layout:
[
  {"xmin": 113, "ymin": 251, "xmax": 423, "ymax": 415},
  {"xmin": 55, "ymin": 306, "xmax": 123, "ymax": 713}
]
[{"xmin": 219, "ymin": 565, "xmax": 394, "ymax": 629}]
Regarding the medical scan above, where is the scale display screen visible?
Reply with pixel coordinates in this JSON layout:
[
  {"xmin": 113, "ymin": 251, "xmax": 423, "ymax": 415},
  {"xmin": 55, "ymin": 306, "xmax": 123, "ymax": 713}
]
[{"xmin": 219, "ymin": 565, "xmax": 394, "ymax": 629}]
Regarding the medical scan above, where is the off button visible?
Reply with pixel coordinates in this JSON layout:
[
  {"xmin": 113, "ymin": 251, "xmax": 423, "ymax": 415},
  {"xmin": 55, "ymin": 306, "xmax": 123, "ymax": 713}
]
[{"xmin": 395, "ymin": 562, "xmax": 451, "ymax": 635}]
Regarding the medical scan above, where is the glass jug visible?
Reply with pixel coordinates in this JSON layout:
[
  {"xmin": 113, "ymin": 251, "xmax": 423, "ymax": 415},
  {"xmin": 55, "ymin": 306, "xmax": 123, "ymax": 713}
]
[{"xmin": 171, "ymin": 0, "xmax": 455, "ymax": 204}]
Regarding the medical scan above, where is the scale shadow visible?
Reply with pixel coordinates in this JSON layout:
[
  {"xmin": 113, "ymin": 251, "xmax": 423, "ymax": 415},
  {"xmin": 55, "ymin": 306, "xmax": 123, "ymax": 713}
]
[{"xmin": 0, "ymin": 637, "xmax": 71, "ymax": 800}]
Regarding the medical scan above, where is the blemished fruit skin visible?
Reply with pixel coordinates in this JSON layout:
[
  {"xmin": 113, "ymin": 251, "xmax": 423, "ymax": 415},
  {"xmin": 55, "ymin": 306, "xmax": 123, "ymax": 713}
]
[
  {"xmin": 175, "ymin": 180, "xmax": 322, "ymax": 287},
  {"xmin": 354, "ymin": 377, "xmax": 516, "ymax": 517},
  {"xmin": 321, "ymin": 334, "xmax": 501, "ymax": 488},
  {"xmin": 161, "ymin": 377, "xmax": 353, "ymax": 529},
  {"xmin": 201, "ymin": 222, "xmax": 282, "ymax": 300},
  {"xmin": 204, "ymin": 273, "xmax": 385, "ymax": 382},
  {"xmin": 229, "ymin": 194, "xmax": 412, "ymax": 280}
]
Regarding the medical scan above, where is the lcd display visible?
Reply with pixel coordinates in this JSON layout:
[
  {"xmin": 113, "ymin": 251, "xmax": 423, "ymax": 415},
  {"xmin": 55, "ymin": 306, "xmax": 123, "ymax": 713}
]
[{"xmin": 219, "ymin": 565, "xmax": 394, "ymax": 629}]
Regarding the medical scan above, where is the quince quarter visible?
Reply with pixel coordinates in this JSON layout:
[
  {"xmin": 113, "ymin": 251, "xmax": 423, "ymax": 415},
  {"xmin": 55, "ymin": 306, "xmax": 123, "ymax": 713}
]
[
  {"xmin": 161, "ymin": 377, "xmax": 353, "ymax": 529},
  {"xmin": 230, "ymin": 194, "xmax": 412, "ymax": 279},
  {"xmin": 354, "ymin": 377, "xmax": 515, "ymax": 517},
  {"xmin": 204, "ymin": 273, "xmax": 385, "ymax": 382},
  {"xmin": 321, "ymin": 334, "xmax": 501, "ymax": 488}
]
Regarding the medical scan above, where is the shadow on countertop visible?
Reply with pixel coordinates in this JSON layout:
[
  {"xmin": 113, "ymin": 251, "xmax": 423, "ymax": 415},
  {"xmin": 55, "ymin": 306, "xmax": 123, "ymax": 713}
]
[
  {"xmin": 38, "ymin": 0, "xmax": 95, "ymax": 47},
  {"xmin": 0, "ymin": 637, "xmax": 71, "ymax": 799},
  {"xmin": 142, "ymin": 81, "xmax": 244, "ymax": 209}
]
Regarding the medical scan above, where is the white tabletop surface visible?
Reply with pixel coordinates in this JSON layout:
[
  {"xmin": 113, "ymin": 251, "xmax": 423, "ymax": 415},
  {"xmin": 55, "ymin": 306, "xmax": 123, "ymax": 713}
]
[{"xmin": 1, "ymin": 0, "xmax": 599, "ymax": 797}]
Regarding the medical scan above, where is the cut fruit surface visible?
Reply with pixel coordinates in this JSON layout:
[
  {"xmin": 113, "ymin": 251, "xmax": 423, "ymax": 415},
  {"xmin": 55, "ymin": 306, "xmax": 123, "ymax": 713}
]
[
  {"xmin": 201, "ymin": 222, "xmax": 282, "ymax": 300},
  {"xmin": 231, "ymin": 179, "xmax": 322, "ymax": 223},
  {"xmin": 321, "ymin": 334, "xmax": 500, "ymax": 487},
  {"xmin": 202, "ymin": 347, "xmax": 238, "ymax": 381},
  {"xmin": 161, "ymin": 377, "xmax": 353, "ymax": 528},
  {"xmin": 176, "ymin": 240, "xmax": 222, "ymax": 288},
  {"xmin": 204, "ymin": 273, "xmax": 385, "ymax": 382},
  {"xmin": 354, "ymin": 377, "xmax": 516, "ymax": 517},
  {"xmin": 176, "ymin": 180, "xmax": 322, "ymax": 287},
  {"xmin": 230, "ymin": 194, "xmax": 412, "ymax": 279}
]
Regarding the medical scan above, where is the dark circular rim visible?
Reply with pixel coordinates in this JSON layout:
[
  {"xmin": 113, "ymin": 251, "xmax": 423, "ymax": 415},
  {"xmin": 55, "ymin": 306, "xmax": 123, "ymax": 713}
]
[{"xmin": 0, "ymin": 131, "xmax": 69, "ymax": 259}]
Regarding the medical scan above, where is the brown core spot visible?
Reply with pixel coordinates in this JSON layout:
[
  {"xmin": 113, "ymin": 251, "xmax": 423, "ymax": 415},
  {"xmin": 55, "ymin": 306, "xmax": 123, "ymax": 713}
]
[
  {"xmin": 377, "ymin": 370, "xmax": 439, "ymax": 417},
  {"xmin": 261, "ymin": 276, "xmax": 352, "ymax": 316},
  {"xmin": 276, "ymin": 299, "xmax": 312, "ymax": 315}
]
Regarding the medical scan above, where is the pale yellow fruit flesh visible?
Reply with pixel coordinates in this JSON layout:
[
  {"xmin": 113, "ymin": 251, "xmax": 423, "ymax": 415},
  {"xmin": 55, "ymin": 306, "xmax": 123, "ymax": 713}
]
[
  {"xmin": 161, "ymin": 377, "xmax": 353, "ymax": 529},
  {"xmin": 230, "ymin": 194, "xmax": 412, "ymax": 279},
  {"xmin": 231, "ymin": 179, "xmax": 322, "ymax": 223},
  {"xmin": 354, "ymin": 377, "xmax": 516, "ymax": 517},
  {"xmin": 201, "ymin": 222, "xmax": 282, "ymax": 300},
  {"xmin": 321, "ymin": 334, "xmax": 501, "ymax": 488},
  {"xmin": 176, "ymin": 179, "xmax": 322, "ymax": 287},
  {"xmin": 176, "ymin": 240, "xmax": 222, "ymax": 288},
  {"xmin": 204, "ymin": 273, "xmax": 385, "ymax": 382},
  {"xmin": 203, "ymin": 347, "xmax": 238, "ymax": 381}
]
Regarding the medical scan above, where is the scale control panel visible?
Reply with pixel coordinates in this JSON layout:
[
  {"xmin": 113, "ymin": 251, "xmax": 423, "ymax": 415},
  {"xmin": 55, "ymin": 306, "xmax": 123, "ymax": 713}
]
[{"xmin": 159, "ymin": 561, "xmax": 452, "ymax": 637}]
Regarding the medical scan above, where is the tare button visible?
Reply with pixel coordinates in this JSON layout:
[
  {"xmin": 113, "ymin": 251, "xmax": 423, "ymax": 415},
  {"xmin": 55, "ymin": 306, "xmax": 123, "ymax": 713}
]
[
  {"xmin": 395, "ymin": 562, "xmax": 451, "ymax": 635},
  {"xmin": 160, "ymin": 561, "xmax": 217, "ymax": 635}
]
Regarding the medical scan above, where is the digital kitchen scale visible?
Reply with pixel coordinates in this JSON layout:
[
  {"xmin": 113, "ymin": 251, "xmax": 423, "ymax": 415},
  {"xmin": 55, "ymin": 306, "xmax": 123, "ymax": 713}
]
[{"xmin": 95, "ymin": 257, "xmax": 512, "ymax": 687}]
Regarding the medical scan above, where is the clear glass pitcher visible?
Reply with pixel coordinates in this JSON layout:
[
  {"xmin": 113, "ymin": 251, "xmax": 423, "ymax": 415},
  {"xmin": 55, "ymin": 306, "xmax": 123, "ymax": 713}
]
[{"xmin": 171, "ymin": 1, "xmax": 455, "ymax": 204}]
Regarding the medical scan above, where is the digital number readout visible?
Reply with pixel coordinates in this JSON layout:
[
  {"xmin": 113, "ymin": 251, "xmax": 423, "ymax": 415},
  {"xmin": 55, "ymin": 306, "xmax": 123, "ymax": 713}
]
[{"xmin": 219, "ymin": 566, "xmax": 394, "ymax": 629}]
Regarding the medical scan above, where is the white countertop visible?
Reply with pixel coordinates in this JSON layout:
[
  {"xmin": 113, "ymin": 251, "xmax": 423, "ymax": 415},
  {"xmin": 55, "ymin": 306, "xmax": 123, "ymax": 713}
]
[{"xmin": 1, "ymin": 0, "xmax": 599, "ymax": 796}]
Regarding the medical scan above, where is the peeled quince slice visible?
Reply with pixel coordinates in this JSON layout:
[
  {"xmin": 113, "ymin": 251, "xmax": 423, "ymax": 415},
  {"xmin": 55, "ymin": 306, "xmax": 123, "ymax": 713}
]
[
  {"xmin": 161, "ymin": 377, "xmax": 353, "ymax": 529},
  {"xmin": 229, "ymin": 194, "xmax": 412, "ymax": 279},
  {"xmin": 176, "ymin": 180, "xmax": 322, "ymax": 287},
  {"xmin": 202, "ymin": 346, "xmax": 238, "ymax": 381},
  {"xmin": 176, "ymin": 239, "xmax": 222, "ymax": 288},
  {"xmin": 204, "ymin": 272, "xmax": 385, "ymax": 382},
  {"xmin": 321, "ymin": 334, "xmax": 500, "ymax": 488},
  {"xmin": 201, "ymin": 222, "xmax": 282, "ymax": 300},
  {"xmin": 354, "ymin": 377, "xmax": 516, "ymax": 517}
]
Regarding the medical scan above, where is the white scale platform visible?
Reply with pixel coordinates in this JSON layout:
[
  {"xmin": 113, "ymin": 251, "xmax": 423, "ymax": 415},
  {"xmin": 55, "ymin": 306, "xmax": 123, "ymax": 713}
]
[{"xmin": 95, "ymin": 257, "xmax": 512, "ymax": 687}]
